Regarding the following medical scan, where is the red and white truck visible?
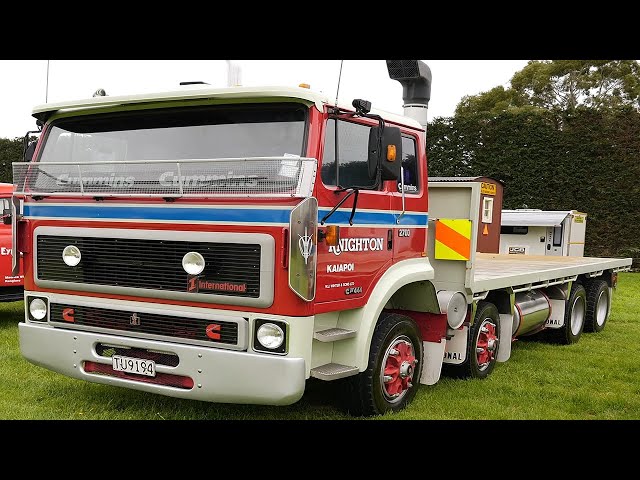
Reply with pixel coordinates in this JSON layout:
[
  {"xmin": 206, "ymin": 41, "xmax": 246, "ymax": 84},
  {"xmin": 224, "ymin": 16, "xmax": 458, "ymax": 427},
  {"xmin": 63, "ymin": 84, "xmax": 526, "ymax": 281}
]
[
  {"xmin": 1, "ymin": 182, "xmax": 24, "ymax": 301},
  {"xmin": 11, "ymin": 60, "xmax": 632, "ymax": 416}
]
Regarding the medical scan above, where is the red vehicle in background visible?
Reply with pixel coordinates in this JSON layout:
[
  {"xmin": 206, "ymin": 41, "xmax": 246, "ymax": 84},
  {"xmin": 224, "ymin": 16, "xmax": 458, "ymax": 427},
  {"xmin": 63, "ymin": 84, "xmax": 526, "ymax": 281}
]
[{"xmin": 1, "ymin": 182, "xmax": 24, "ymax": 301}]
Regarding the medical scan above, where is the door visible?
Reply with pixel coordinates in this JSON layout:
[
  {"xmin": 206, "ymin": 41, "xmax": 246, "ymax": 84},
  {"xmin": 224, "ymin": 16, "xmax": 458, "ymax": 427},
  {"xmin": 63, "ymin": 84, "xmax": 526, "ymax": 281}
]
[
  {"xmin": 315, "ymin": 116, "xmax": 394, "ymax": 304},
  {"xmin": 545, "ymin": 225, "xmax": 563, "ymax": 256},
  {"xmin": 390, "ymin": 134, "xmax": 427, "ymax": 261}
]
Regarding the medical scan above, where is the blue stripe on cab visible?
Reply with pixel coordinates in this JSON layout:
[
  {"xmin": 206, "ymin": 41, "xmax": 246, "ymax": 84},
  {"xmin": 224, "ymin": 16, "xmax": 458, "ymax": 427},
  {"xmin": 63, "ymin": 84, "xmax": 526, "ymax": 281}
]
[
  {"xmin": 23, "ymin": 204, "xmax": 428, "ymax": 226},
  {"xmin": 318, "ymin": 209, "xmax": 428, "ymax": 226},
  {"xmin": 23, "ymin": 204, "xmax": 292, "ymax": 224}
]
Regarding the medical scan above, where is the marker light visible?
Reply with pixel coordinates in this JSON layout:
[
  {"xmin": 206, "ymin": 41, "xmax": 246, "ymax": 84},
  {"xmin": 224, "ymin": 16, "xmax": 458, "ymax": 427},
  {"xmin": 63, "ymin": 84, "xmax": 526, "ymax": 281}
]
[
  {"xmin": 387, "ymin": 145, "xmax": 397, "ymax": 161},
  {"xmin": 62, "ymin": 245, "xmax": 82, "ymax": 267},
  {"xmin": 182, "ymin": 252, "xmax": 205, "ymax": 275},
  {"xmin": 256, "ymin": 323, "xmax": 285, "ymax": 350},
  {"xmin": 29, "ymin": 298, "xmax": 48, "ymax": 321},
  {"xmin": 298, "ymin": 83, "xmax": 310, "ymax": 89}
]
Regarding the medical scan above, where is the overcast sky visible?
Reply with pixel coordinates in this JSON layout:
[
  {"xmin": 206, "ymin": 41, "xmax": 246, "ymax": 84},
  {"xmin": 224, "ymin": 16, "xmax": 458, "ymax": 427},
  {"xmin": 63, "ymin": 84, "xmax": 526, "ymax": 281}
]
[{"xmin": 0, "ymin": 60, "xmax": 529, "ymax": 139}]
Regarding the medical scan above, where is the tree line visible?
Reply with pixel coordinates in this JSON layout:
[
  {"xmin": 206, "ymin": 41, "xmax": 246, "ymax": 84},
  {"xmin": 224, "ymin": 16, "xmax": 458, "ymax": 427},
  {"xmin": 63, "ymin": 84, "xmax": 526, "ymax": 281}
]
[{"xmin": 0, "ymin": 137, "xmax": 21, "ymax": 186}]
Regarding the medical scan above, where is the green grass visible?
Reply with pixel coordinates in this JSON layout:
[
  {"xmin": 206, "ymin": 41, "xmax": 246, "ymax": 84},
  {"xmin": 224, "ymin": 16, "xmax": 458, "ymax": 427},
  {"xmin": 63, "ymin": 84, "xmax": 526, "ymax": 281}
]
[{"xmin": 1, "ymin": 273, "xmax": 639, "ymax": 420}]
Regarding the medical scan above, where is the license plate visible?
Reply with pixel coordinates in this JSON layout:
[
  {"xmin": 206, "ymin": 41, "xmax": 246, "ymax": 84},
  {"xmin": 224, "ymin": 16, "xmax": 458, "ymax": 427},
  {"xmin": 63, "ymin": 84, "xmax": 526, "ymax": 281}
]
[{"xmin": 112, "ymin": 355, "xmax": 156, "ymax": 377}]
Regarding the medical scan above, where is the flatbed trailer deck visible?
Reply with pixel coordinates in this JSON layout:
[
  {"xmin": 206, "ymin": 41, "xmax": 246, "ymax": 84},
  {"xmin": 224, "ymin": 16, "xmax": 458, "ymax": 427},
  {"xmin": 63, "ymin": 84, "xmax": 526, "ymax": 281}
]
[{"xmin": 472, "ymin": 253, "xmax": 631, "ymax": 293}]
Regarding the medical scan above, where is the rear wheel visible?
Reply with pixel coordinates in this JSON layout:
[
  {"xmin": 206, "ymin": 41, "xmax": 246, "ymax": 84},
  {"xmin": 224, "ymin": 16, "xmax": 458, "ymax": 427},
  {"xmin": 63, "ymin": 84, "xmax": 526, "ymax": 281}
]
[
  {"xmin": 442, "ymin": 301, "xmax": 500, "ymax": 379},
  {"xmin": 547, "ymin": 283, "xmax": 586, "ymax": 344},
  {"xmin": 584, "ymin": 279, "xmax": 610, "ymax": 333},
  {"xmin": 345, "ymin": 312, "xmax": 423, "ymax": 417}
]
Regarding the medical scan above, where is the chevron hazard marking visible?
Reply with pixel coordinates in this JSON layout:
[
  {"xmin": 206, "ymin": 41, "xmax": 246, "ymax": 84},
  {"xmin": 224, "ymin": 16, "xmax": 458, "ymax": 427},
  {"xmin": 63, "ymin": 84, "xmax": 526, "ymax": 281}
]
[{"xmin": 434, "ymin": 219, "xmax": 471, "ymax": 260}]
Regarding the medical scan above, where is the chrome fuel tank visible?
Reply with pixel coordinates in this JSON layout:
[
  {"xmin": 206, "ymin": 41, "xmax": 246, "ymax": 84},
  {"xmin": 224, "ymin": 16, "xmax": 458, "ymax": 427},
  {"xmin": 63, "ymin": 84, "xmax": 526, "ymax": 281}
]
[{"xmin": 513, "ymin": 290, "xmax": 551, "ymax": 337}]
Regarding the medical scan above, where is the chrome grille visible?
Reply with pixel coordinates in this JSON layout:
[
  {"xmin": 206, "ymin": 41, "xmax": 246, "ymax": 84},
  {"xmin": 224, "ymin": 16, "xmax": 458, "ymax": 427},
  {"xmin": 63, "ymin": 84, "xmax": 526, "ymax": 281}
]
[{"xmin": 37, "ymin": 235, "xmax": 261, "ymax": 298}]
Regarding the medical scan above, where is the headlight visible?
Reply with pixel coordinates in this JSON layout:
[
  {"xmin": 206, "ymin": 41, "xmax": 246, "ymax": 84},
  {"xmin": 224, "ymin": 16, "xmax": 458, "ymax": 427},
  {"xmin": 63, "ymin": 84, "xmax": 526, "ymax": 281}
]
[
  {"xmin": 29, "ymin": 297, "xmax": 48, "ymax": 321},
  {"xmin": 62, "ymin": 245, "xmax": 82, "ymax": 267},
  {"xmin": 256, "ymin": 323, "xmax": 285, "ymax": 350},
  {"xmin": 182, "ymin": 252, "xmax": 205, "ymax": 275}
]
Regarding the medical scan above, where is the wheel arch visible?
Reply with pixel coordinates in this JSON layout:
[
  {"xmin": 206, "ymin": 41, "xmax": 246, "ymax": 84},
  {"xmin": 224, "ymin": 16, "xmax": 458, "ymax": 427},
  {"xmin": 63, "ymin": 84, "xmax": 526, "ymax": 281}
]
[
  {"xmin": 578, "ymin": 269, "xmax": 617, "ymax": 289},
  {"xmin": 484, "ymin": 288, "xmax": 513, "ymax": 317},
  {"xmin": 331, "ymin": 257, "xmax": 436, "ymax": 371}
]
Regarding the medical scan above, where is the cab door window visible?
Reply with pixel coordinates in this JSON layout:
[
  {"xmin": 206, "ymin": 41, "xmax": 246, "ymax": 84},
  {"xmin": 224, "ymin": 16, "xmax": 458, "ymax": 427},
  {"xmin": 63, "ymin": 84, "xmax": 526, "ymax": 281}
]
[
  {"xmin": 398, "ymin": 135, "xmax": 419, "ymax": 193},
  {"xmin": 321, "ymin": 118, "xmax": 377, "ymax": 189}
]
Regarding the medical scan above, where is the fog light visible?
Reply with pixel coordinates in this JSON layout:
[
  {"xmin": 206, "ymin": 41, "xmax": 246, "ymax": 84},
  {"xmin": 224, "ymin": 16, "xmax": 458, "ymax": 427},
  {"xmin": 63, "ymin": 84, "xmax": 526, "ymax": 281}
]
[
  {"xmin": 62, "ymin": 245, "xmax": 81, "ymax": 267},
  {"xmin": 29, "ymin": 298, "xmax": 48, "ymax": 321},
  {"xmin": 182, "ymin": 252, "xmax": 205, "ymax": 275},
  {"xmin": 256, "ymin": 323, "xmax": 284, "ymax": 350}
]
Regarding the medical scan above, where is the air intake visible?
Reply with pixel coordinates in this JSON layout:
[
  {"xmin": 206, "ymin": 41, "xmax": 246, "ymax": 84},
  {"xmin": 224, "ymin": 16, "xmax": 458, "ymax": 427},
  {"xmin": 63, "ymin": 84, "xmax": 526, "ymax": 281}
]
[{"xmin": 386, "ymin": 60, "xmax": 432, "ymax": 128}]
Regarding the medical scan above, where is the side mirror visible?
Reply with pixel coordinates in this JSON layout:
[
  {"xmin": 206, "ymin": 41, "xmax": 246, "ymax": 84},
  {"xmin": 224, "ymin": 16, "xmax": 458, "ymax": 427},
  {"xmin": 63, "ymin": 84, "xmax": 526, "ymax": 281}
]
[
  {"xmin": 23, "ymin": 129, "xmax": 41, "ymax": 162},
  {"xmin": 2, "ymin": 209, "xmax": 11, "ymax": 225},
  {"xmin": 368, "ymin": 126, "xmax": 402, "ymax": 182},
  {"xmin": 24, "ymin": 141, "xmax": 37, "ymax": 162}
]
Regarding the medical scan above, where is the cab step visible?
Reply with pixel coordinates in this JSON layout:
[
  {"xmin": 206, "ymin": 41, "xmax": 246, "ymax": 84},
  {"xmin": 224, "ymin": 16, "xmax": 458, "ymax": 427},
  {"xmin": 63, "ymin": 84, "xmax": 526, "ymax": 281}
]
[
  {"xmin": 310, "ymin": 363, "xmax": 359, "ymax": 381},
  {"xmin": 313, "ymin": 327, "xmax": 357, "ymax": 342}
]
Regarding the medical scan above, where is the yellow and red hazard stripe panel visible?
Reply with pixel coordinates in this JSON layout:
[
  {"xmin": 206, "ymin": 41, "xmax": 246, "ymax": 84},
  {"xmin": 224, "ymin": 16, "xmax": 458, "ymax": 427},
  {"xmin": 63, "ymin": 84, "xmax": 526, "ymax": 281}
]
[{"xmin": 434, "ymin": 219, "xmax": 471, "ymax": 261}]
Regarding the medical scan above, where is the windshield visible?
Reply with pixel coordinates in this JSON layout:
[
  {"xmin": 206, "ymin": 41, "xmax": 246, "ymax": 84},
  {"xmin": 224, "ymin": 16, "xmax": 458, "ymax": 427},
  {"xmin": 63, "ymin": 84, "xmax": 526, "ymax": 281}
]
[
  {"xmin": 23, "ymin": 103, "xmax": 314, "ymax": 197},
  {"xmin": 39, "ymin": 103, "xmax": 307, "ymax": 162}
]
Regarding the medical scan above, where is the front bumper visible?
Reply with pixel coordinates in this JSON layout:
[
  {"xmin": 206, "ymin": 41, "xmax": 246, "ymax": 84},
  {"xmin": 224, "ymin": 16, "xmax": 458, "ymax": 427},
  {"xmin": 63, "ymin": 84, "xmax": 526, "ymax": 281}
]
[{"xmin": 19, "ymin": 321, "xmax": 306, "ymax": 406}]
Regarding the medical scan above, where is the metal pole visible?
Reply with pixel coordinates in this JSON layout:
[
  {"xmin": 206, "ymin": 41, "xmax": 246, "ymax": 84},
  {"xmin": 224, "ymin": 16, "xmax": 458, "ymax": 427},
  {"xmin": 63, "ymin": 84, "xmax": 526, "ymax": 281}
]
[
  {"xmin": 334, "ymin": 60, "xmax": 343, "ymax": 107},
  {"xmin": 45, "ymin": 60, "xmax": 50, "ymax": 103}
]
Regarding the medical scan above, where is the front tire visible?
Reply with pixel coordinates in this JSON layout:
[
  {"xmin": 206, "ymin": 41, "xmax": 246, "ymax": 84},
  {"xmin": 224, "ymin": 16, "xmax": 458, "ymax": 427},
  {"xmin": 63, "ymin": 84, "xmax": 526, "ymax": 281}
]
[
  {"xmin": 584, "ymin": 279, "xmax": 610, "ymax": 333},
  {"xmin": 345, "ymin": 312, "xmax": 423, "ymax": 417}
]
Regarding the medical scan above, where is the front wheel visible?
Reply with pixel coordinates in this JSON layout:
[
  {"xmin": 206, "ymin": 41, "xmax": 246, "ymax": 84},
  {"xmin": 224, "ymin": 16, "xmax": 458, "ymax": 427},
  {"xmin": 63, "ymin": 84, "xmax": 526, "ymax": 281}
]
[{"xmin": 345, "ymin": 312, "xmax": 423, "ymax": 417}]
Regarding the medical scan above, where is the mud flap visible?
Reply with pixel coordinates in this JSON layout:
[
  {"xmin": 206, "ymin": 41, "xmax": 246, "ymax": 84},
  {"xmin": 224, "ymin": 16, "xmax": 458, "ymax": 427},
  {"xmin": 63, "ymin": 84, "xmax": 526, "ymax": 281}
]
[
  {"xmin": 544, "ymin": 285, "xmax": 568, "ymax": 329},
  {"xmin": 420, "ymin": 340, "xmax": 446, "ymax": 385},
  {"xmin": 497, "ymin": 313, "xmax": 513, "ymax": 362},
  {"xmin": 443, "ymin": 326, "xmax": 467, "ymax": 365}
]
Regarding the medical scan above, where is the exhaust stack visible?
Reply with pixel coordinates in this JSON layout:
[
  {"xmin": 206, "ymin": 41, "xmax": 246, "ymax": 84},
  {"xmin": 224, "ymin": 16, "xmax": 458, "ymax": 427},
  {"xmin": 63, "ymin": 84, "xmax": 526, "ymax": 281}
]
[
  {"xmin": 386, "ymin": 60, "xmax": 432, "ymax": 129},
  {"xmin": 226, "ymin": 60, "xmax": 242, "ymax": 87}
]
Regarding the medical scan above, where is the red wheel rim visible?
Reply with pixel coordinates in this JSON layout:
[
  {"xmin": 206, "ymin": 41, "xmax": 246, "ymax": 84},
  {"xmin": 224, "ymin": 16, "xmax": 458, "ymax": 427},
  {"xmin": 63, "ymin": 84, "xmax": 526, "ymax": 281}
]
[
  {"xmin": 476, "ymin": 319, "xmax": 498, "ymax": 371},
  {"xmin": 380, "ymin": 335, "xmax": 417, "ymax": 403}
]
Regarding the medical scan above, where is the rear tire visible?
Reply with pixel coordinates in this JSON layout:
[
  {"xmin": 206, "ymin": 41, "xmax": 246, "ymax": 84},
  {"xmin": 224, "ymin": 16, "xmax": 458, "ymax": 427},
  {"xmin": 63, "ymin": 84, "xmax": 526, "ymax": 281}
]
[
  {"xmin": 442, "ymin": 301, "xmax": 500, "ymax": 380},
  {"xmin": 344, "ymin": 312, "xmax": 423, "ymax": 417},
  {"xmin": 584, "ymin": 279, "xmax": 610, "ymax": 333},
  {"xmin": 546, "ymin": 282, "xmax": 586, "ymax": 344}
]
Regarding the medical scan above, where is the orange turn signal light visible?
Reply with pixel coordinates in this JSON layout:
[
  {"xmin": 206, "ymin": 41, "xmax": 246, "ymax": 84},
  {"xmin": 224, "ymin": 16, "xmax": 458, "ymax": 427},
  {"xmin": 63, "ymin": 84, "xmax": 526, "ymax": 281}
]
[
  {"xmin": 299, "ymin": 83, "xmax": 311, "ymax": 89},
  {"xmin": 387, "ymin": 145, "xmax": 397, "ymax": 162},
  {"xmin": 323, "ymin": 225, "xmax": 340, "ymax": 246}
]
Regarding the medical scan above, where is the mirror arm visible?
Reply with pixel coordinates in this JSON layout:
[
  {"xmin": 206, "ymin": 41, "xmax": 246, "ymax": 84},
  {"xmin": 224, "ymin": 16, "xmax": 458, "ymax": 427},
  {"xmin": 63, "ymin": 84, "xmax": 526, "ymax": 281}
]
[
  {"xmin": 320, "ymin": 188, "xmax": 358, "ymax": 225},
  {"xmin": 348, "ymin": 189, "xmax": 360, "ymax": 226}
]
